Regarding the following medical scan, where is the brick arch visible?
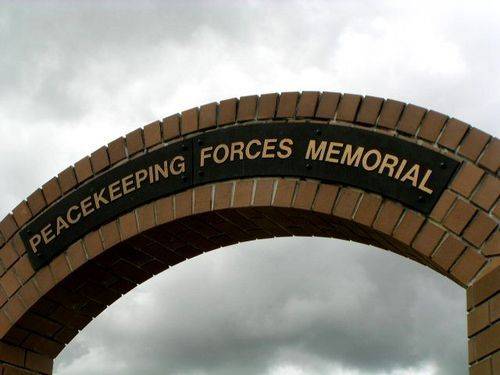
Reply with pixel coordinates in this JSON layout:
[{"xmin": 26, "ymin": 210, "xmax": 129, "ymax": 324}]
[{"xmin": 0, "ymin": 91, "xmax": 498, "ymax": 374}]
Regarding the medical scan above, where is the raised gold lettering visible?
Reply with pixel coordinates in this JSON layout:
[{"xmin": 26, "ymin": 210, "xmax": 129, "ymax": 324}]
[
  {"xmin": 362, "ymin": 149, "xmax": 382, "ymax": 171},
  {"xmin": 305, "ymin": 140, "xmax": 327, "ymax": 160},
  {"xmin": 122, "ymin": 173, "xmax": 136, "ymax": 195},
  {"xmin": 80, "ymin": 196, "xmax": 94, "ymax": 217}
]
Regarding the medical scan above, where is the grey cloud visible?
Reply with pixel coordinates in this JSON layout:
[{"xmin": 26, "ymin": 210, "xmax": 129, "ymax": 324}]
[{"xmin": 55, "ymin": 239, "xmax": 466, "ymax": 375}]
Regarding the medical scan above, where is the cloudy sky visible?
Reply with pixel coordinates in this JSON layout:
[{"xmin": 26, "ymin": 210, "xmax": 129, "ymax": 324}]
[{"xmin": 1, "ymin": 1, "xmax": 499, "ymax": 374}]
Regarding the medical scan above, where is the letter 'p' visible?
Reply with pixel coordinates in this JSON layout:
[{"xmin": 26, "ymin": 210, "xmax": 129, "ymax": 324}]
[{"xmin": 29, "ymin": 234, "xmax": 42, "ymax": 253}]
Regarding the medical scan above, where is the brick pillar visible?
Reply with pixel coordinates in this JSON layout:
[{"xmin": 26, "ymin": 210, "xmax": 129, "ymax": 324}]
[
  {"xmin": 0, "ymin": 341, "xmax": 53, "ymax": 374},
  {"xmin": 467, "ymin": 266, "xmax": 500, "ymax": 374}
]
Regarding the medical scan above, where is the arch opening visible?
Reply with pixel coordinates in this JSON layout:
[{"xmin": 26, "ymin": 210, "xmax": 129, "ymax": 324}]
[{"xmin": 54, "ymin": 235, "xmax": 467, "ymax": 375}]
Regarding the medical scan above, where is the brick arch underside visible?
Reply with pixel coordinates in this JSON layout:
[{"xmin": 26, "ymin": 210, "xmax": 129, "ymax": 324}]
[
  {"xmin": 0, "ymin": 185, "xmax": 468, "ymax": 372},
  {"xmin": 0, "ymin": 91, "xmax": 498, "ymax": 374}
]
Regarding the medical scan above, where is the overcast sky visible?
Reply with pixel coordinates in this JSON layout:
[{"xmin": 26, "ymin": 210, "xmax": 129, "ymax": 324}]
[{"xmin": 1, "ymin": 1, "xmax": 499, "ymax": 374}]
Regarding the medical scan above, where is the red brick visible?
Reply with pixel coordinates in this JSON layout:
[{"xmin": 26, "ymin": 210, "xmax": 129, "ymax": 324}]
[
  {"xmin": 174, "ymin": 190, "xmax": 192, "ymax": 218},
  {"xmin": 451, "ymin": 248, "xmax": 486, "ymax": 285},
  {"xmin": 42, "ymin": 177, "xmax": 62, "ymax": 205},
  {"xmin": 33, "ymin": 266, "xmax": 54, "ymax": 294},
  {"xmin": 13, "ymin": 255, "xmax": 34, "ymax": 284},
  {"xmin": 0, "ymin": 269, "xmax": 21, "ymax": 297},
  {"xmin": 83, "ymin": 231, "xmax": 104, "ymax": 259},
  {"xmin": 468, "ymin": 301, "xmax": 489, "ymax": 336},
  {"xmin": 90, "ymin": 146, "xmax": 109, "ymax": 173},
  {"xmin": 450, "ymin": 163, "xmax": 485, "ymax": 198},
  {"xmin": 0, "ymin": 341, "xmax": 25, "ymax": 366},
  {"xmin": 218, "ymin": 98, "xmax": 237, "ymax": 125},
  {"xmin": 199, "ymin": 102, "xmax": 217, "ymax": 130},
  {"xmin": 257, "ymin": 93, "xmax": 278, "ymax": 120},
  {"xmin": 459, "ymin": 127, "xmax": 490, "ymax": 161},
  {"xmin": 472, "ymin": 175, "xmax": 499, "ymax": 210},
  {"xmin": 430, "ymin": 190, "xmax": 456, "ymax": 222},
  {"xmin": 353, "ymin": 194, "xmax": 382, "ymax": 227},
  {"xmin": 193, "ymin": 185, "xmax": 212, "ymax": 214},
  {"xmin": 11, "ymin": 201, "xmax": 31, "ymax": 227},
  {"xmin": 472, "ymin": 322, "xmax": 500, "ymax": 360},
  {"xmin": 107, "ymin": 137, "xmax": 127, "ymax": 165},
  {"xmin": 66, "ymin": 241, "xmax": 87, "ymax": 271},
  {"xmin": 119, "ymin": 211, "xmax": 138, "ymax": 240},
  {"xmin": 418, "ymin": 110, "xmax": 447, "ymax": 142},
  {"xmin": 470, "ymin": 266, "xmax": 500, "ymax": 307},
  {"xmin": 26, "ymin": 189, "xmax": 46, "ymax": 217},
  {"xmin": 58, "ymin": 167, "xmax": 77, "ymax": 193},
  {"xmin": 293, "ymin": 181, "xmax": 318, "ymax": 210},
  {"xmin": 438, "ymin": 118, "xmax": 469, "ymax": 150},
  {"xmin": 0, "ymin": 215, "xmax": 18, "ymax": 241},
  {"xmin": 143, "ymin": 120, "xmax": 162, "ymax": 148},
  {"xmin": 25, "ymin": 351, "xmax": 53, "ymax": 374},
  {"xmin": 356, "ymin": 96, "xmax": 383, "ymax": 125},
  {"xmin": 0, "ymin": 242, "xmax": 18, "ymax": 269},
  {"xmin": 315, "ymin": 92, "xmax": 341, "ymax": 119},
  {"xmin": 392, "ymin": 210, "xmax": 425, "ymax": 245},
  {"xmin": 377, "ymin": 99, "xmax": 405, "ymax": 129},
  {"xmin": 155, "ymin": 196, "xmax": 174, "ymax": 224},
  {"xmin": 493, "ymin": 351, "xmax": 500, "ymax": 374},
  {"xmin": 214, "ymin": 182, "xmax": 233, "ymax": 210},
  {"xmin": 253, "ymin": 179, "xmax": 274, "ymax": 206},
  {"xmin": 490, "ymin": 293, "xmax": 500, "ymax": 323},
  {"xmin": 478, "ymin": 138, "xmax": 499, "ymax": 173},
  {"xmin": 0, "ymin": 311, "xmax": 10, "ymax": 337},
  {"xmin": 100, "ymin": 220, "xmax": 121, "ymax": 249},
  {"xmin": 276, "ymin": 92, "xmax": 299, "ymax": 118},
  {"xmin": 273, "ymin": 179, "xmax": 296, "ymax": 207},
  {"xmin": 137, "ymin": 203, "xmax": 156, "ymax": 232},
  {"xmin": 463, "ymin": 212, "xmax": 497, "ymax": 247},
  {"xmin": 443, "ymin": 199, "xmax": 477, "ymax": 234},
  {"xmin": 412, "ymin": 222, "xmax": 445, "ymax": 257},
  {"xmin": 397, "ymin": 104, "xmax": 426, "ymax": 135},
  {"xmin": 469, "ymin": 358, "xmax": 491, "ymax": 375},
  {"xmin": 336, "ymin": 94, "xmax": 362, "ymax": 122},
  {"xmin": 431, "ymin": 235, "xmax": 466, "ymax": 271},
  {"xmin": 74, "ymin": 156, "xmax": 93, "ymax": 183},
  {"xmin": 237, "ymin": 95, "xmax": 258, "ymax": 122},
  {"xmin": 494, "ymin": 203, "xmax": 500, "ymax": 220},
  {"xmin": 333, "ymin": 188, "xmax": 361, "ymax": 219},
  {"xmin": 3, "ymin": 295, "xmax": 25, "ymax": 323},
  {"xmin": 483, "ymin": 231, "xmax": 499, "ymax": 256},
  {"xmin": 372, "ymin": 200, "xmax": 403, "ymax": 234},
  {"xmin": 162, "ymin": 114, "xmax": 180, "ymax": 141},
  {"xmin": 312, "ymin": 184, "xmax": 339, "ymax": 214},
  {"xmin": 233, "ymin": 180, "xmax": 253, "ymax": 208},
  {"xmin": 181, "ymin": 107, "xmax": 198, "ymax": 135},
  {"xmin": 18, "ymin": 280, "xmax": 39, "ymax": 309},
  {"xmin": 296, "ymin": 91, "xmax": 319, "ymax": 118},
  {"xmin": 11, "ymin": 234, "xmax": 25, "ymax": 257},
  {"xmin": 125, "ymin": 128, "xmax": 144, "ymax": 155},
  {"xmin": 49, "ymin": 253, "xmax": 70, "ymax": 283}
]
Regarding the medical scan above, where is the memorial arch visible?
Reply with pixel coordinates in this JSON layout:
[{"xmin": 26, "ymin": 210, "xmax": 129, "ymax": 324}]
[{"xmin": 0, "ymin": 91, "xmax": 498, "ymax": 374}]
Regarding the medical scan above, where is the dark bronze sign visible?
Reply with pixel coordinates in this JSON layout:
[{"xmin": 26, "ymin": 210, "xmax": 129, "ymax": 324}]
[{"xmin": 20, "ymin": 122, "xmax": 459, "ymax": 269}]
